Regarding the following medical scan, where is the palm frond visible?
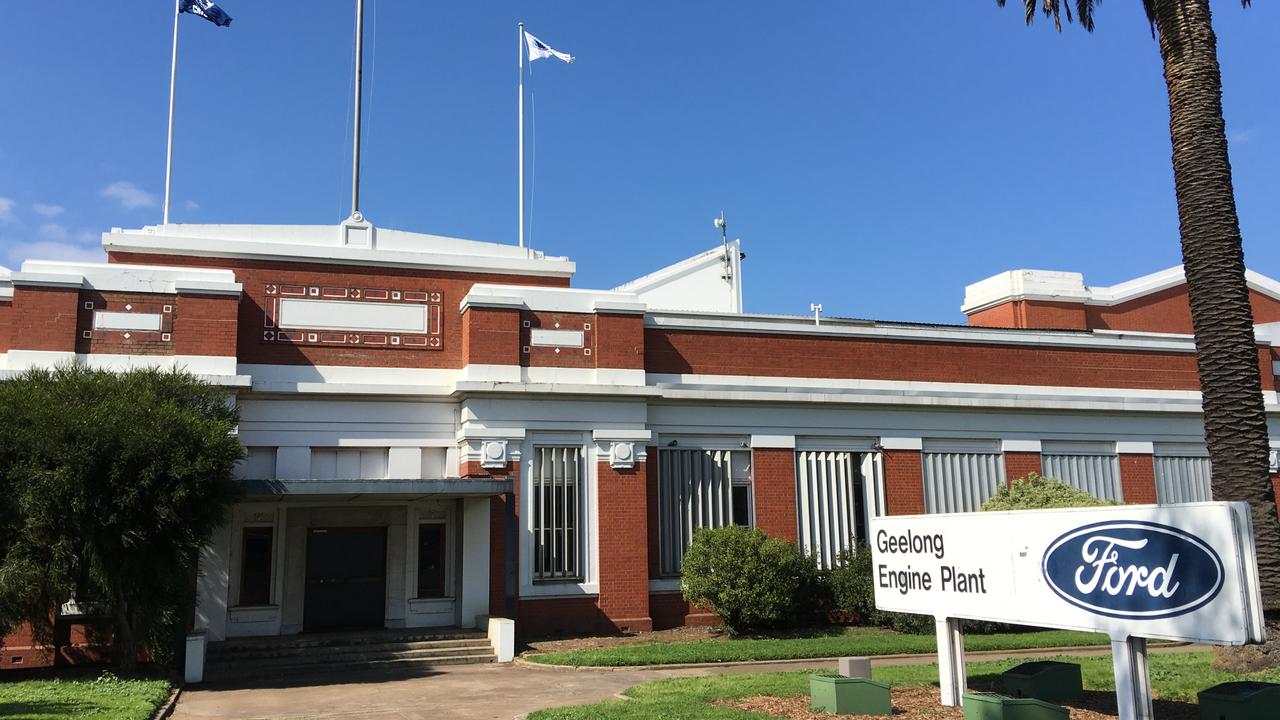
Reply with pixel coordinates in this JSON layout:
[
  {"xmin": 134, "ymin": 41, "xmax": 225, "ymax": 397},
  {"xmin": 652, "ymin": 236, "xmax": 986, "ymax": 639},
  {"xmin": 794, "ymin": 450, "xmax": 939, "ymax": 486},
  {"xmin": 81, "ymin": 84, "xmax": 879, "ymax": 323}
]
[{"xmin": 995, "ymin": 0, "xmax": 1097, "ymax": 33}]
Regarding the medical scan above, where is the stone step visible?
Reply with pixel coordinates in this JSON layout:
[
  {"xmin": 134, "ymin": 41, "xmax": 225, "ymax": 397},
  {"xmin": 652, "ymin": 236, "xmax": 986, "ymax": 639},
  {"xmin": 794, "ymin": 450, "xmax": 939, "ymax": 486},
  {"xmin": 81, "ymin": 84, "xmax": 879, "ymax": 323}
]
[
  {"xmin": 208, "ymin": 629, "xmax": 487, "ymax": 656},
  {"xmin": 203, "ymin": 652, "xmax": 496, "ymax": 683},
  {"xmin": 208, "ymin": 637, "xmax": 490, "ymax": 661},
  {"xmin": 207, "ymin": 644, "xmax": 495, "ymax": 671}
]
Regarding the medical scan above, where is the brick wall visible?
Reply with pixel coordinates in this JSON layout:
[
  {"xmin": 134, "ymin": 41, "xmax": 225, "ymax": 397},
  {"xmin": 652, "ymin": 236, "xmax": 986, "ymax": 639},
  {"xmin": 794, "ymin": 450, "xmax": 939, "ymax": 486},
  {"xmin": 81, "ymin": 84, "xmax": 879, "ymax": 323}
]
[
  {"xmin": 645, "ymin": 329, "xmax": 1203, "ymax": 391},
  {"xmin": 1119, "ymin": 454, "xmax": 1158, "ymax": 504},
  {"xmin": 752, "ymin": 448, "xmax": 798, "ymax": 542},
  {"xmin": 462, "ymin": 307, "xmax": 521, "ymax": 367},
  {"xmin": 593, "ymin": 313, "xmax": 645, "ymax": 370},
  {"xmin": 521, "ymin": 311, "xmax": 594, "ymax": 368},
  {"xmin": 108, "ymin": 252, "xmax": 567, "ymax": 368},
  {"xmin": 594, "ymin": 461, "xmax": 652, "ymax": 632},
  {"xmin": 646, "ymin": 446, "xmax": 662, "ymax": 580},
  {"xmin": 11, "ymin": 285, "xmax": 79, "ymax": 352},
  {"xmin": 0, "ymin": 300, "xmax": 12, "ymax": 353},
  {"xmin": 884, "ymin": 449, "xmax": 925, "ymax": 515},
  {"xmin": 969, "ymin": 300, "xmax": 1087, "ymax": 330},
  {"xmin": 650, "ymin": 593, "xmax": 718, "ymax": 631},
  {"xmin": 489, "ymin": 492, "xmax": 512, "ymax": 619},
  {"xmin": 1, "ymin": 621, "xmax": 112, "ymax": 670},
  {"xmin": 174, "ymin": 293, "xmax": 239, "ymax": 357},
  {"xmin": 1003, "ymin": 452, "xmax": 1042, "ymax": 484}
]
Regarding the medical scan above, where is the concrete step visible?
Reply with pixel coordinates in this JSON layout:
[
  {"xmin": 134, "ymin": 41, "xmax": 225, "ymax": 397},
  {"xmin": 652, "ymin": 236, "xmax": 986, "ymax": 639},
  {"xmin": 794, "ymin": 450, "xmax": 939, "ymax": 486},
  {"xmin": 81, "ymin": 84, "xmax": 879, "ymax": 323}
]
[
  {"xmin": 207, "ymin": 644, "xmax": 495, "ymax": 671},
  {"xmin": 208, "ymin": 637, "xmax": 490, "ymax": 662},
  {"xmin": 204, "ymin": 652, "xmax": 496, "ymax": 683},
  {"xmin": 208, "ymin": 629, "xmax": 487, "ymax": 656}
]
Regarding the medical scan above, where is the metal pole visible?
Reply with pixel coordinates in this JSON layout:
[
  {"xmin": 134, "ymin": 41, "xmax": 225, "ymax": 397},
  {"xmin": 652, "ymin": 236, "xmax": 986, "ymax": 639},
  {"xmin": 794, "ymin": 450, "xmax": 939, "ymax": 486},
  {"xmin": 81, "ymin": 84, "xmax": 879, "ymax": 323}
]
[
  {"xmin": 518, "ymin": 21, "xmax": 525, "ymax": 248},
  {"xmin": 351, "ymin": 0, "xmax": 365, "ymax": 217},
  {"xmin": 163, "ymin": 0, "xmax": 181, "ymax": 225}
]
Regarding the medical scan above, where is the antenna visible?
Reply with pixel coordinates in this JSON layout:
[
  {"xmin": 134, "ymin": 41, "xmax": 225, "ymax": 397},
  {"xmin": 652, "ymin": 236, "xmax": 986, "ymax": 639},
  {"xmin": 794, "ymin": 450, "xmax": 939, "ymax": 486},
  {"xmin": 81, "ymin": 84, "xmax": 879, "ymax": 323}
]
[
  {"xmin": 811, "ymin": 303, "xmax": 823, "ymax": 326},
  {"xmin": 714, "ymin": 211, "xmax": 727, "ymax": 249}
]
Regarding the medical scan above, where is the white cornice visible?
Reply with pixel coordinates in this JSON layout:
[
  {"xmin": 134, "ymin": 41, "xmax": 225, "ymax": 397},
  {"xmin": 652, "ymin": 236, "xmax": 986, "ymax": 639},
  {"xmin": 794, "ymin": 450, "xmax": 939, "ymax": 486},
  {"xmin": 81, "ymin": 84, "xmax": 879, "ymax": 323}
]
[
  {"xmin": 14, "ymin": 260, "xmax": 241, "ymax": 295},
  {"xmin": 460, "ymin": 284, "xmax": 646, "ymax": 315},
  {"xmin": 104, "ymin": 224, "xmax": 576, "ymax": 279},
  {"xmin": 646, "ymin": 310, "xmax": 1208, "ymax": 353}
]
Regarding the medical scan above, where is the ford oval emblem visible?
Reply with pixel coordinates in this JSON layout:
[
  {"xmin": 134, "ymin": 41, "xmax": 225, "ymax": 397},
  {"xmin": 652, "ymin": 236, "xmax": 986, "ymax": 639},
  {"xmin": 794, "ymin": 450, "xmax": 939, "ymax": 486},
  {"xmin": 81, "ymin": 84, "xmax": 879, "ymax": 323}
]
[{"xmin": 1041, "ymin": 520, "xmax": 1224, "ymax": 620}]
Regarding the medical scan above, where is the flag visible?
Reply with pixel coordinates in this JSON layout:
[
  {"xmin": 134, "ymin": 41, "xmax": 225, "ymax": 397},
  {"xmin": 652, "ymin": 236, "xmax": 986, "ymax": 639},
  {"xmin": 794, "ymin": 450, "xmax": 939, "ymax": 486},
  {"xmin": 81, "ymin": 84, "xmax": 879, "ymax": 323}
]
[
  {"xmin": 524, "ymin": 32, "xmax": 573, "ymax": 64},
  {"xmin": 180, "ymin": 0, "xmax": 232, "ymax": 27}
]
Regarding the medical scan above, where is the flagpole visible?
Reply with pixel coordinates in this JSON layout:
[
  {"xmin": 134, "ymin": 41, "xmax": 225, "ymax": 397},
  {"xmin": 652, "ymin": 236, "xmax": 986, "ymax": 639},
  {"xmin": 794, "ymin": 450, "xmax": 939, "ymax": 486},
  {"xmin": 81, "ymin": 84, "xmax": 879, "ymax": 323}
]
[
  {"xmin": 163, "ymin": 0, "xmax": 181, "ymax": 225},
  {"xmin": 517, "ymin": 21, "xmax": 525, "ymax": 249},
  {"xmin": 350, "ymin": 0, "xmax": 365, "ymax": 218}
]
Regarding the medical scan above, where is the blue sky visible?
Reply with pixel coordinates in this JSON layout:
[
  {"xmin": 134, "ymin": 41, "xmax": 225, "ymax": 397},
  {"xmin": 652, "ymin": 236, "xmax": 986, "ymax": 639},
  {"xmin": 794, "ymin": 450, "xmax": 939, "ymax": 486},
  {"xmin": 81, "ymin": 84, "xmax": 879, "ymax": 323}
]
[{"xmin": 1, "ymin": 2, "xmax": 1276, "ymax": 323}]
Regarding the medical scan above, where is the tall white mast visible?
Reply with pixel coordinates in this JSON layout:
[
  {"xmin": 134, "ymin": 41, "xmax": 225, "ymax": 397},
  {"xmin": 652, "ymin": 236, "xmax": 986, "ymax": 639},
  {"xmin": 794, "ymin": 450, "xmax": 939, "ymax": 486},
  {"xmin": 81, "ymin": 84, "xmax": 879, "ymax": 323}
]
[
  {"xmin": 517, "ymin": 21, "xmax": 525, "ymax": 248},
  {"xmin": 350, "ymin": 0, "xmax": 365, "ymax": 219},
  {"xmin": 162, "ymin": 0, "xmax": 181, "ymax": 225}
]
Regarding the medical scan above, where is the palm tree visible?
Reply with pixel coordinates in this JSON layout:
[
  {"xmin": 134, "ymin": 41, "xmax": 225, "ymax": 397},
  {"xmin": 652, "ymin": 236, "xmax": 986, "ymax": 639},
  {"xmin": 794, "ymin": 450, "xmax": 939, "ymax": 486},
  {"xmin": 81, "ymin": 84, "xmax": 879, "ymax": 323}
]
[{"xmin": 996, "ymin": 0, "xmax": 1280, "ymax": 623}]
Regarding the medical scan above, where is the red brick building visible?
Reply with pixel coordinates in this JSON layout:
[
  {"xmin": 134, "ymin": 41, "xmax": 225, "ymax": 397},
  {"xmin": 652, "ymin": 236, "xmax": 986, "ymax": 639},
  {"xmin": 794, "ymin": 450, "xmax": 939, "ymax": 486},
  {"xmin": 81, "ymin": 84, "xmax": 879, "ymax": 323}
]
[{"xmin": 1, "ymin": 222, "xmax": 1277, "ymax": 664}]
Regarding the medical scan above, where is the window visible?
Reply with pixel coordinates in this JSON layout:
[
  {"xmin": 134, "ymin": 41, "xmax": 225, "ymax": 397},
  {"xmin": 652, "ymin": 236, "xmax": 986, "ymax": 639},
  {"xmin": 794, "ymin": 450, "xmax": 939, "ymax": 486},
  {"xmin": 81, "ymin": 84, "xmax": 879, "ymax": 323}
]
[
  {"xmin": 795, "ymin": 450, "xmax": 864, "ymax": 569},
  {"xmin": 417, "ymin": 524, "xmax": 447, "ymax": 598},
  {"xmin": 1154, "ymin": 444, "xmax": 1212, "ymax": 504},
  {"xmin": 922, "ymin": 440, "xmax": 1006, "ymax": 514},
  {"xmin": 238, "ymin": 526, "xmax": 274, "ymax": 607},
  {"xmin": 532, "ymin": 447, "xmax": 583, "ymax": 582},
  {"xmin": 1041, "ymin": 441, "xmax": 1123, "ymax": 502},
  {"xmin": 657, "ymin": 448, "xmax": 752, "ymax": 576}
]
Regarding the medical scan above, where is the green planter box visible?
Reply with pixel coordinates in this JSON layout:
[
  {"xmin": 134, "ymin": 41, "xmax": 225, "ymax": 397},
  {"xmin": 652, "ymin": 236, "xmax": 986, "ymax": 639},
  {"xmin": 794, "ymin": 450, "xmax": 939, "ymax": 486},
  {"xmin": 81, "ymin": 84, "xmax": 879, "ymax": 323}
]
[
  {"xmin": 1000, "ymin": 660, "xmax": 1083, "ymax": 702},
  {"xmin": 1198, "ymin": 681, "xmax": 1280, "ymax": 720},
  {"xmin": 809, "ymin": 675, "xmax": 891, "ymax": 716},
  {"xmin": 962, "ymin": 692, "xmax": 1068, "ymax": 720}
]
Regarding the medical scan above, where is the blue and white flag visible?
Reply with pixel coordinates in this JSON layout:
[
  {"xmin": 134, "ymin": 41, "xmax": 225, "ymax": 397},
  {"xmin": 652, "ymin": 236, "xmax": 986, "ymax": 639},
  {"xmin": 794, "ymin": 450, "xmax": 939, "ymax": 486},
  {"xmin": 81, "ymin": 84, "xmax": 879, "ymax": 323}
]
[
  {"xmin": 524, "ymin": 31, "xmax": 573, "ymax": 64},
  {"xmin": 180, "ymin": 0, "xmax": 232, "ymax": 27}
]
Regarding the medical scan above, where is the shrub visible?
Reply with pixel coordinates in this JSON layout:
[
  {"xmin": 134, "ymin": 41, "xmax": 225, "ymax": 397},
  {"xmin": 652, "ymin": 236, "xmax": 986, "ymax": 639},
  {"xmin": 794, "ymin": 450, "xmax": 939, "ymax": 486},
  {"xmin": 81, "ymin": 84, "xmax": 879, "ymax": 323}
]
[
  {"xmin": 981, "ymin": 472, "xmax": 1115, "ymax": 511},
  {"xmin": 828, "ymin": 544, "xmax": 935, "ymax": 634},
  {"xmin": 680, "ymin": 526, "xmax": 822, "ymax": 635}
]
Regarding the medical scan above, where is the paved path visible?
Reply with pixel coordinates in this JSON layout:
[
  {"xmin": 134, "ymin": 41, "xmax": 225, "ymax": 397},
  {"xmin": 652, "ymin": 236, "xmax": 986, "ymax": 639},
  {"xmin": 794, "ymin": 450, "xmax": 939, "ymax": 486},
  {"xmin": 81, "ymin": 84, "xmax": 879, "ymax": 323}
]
[{"xmin": 171, "ymin": 644, "xmax": 1208, "ymax": 720}]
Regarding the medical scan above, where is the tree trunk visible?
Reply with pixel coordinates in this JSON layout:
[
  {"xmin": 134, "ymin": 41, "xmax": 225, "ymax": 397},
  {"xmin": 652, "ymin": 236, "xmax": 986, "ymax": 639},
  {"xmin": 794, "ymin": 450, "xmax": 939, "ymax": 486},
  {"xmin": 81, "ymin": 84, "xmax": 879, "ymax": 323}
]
[
  {"xmin": 1154, "ymin": 0, "xmax": 1280, "ymax": 658},
  {"xmin": 112, "ymin": 588, "xmax": 138, "ymax": 673}
]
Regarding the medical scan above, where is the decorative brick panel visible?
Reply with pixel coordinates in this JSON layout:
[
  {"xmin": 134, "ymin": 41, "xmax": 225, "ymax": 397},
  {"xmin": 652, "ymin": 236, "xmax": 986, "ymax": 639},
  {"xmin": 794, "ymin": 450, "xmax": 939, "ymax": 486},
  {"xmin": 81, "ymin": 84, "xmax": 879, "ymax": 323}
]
[
  {"xmin": 595, "ymin": 461, "xmax": 652, "ymax": 632},
  {"xmin": 1119, "ymin": 454, "xmax": 1158, "ymax": 505},
  {"xmin": 521, "ymin": 311, "xmax": 593, "ymax": 368},
  {"xmin": 107, "ymin": 252, "xmax": 567, "ymax": 368},
  {"xmin": 1003, "ymin": 452, "xmax": 1042, "ymax": 485},
  {"xmin": 10, "ymin": 285, "xmax": 79, "ymax": 353},
  {"xmin": 76, "ymin": 291, "xmax": 175, "ymax": 356},
  {"xmin": 884, "ymin": 449, "xmax": 925, "ymax": 515},
  {"xmin": 645, "ymin": 328, "xmax": 1203, "ymax": 391},
  {"xmin": 752, "ymin": 448, "xmax": 798, "ymax": 542}
]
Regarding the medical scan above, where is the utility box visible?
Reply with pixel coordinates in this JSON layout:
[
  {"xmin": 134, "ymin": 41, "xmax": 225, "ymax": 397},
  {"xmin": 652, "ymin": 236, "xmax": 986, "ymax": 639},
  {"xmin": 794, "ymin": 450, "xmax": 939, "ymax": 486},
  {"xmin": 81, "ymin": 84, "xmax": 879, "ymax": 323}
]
[
  {"xmin": 962, "ymin": 692, "xmax": 1068, "ymax": 720},
  {"xmin": 1000, "ymin": 661, "xmax": 1083, "ymax": 702},
  {"xmin": 838, "ymin": 656, "xmax": 872, "ymax": 679},
  {"xmin": 809, "ymin": 675, "xmax": 891, "ymax": 715},
  {"xmin": 1198, "ymin": 681, "xmax": 1280, "ymax": 720}
]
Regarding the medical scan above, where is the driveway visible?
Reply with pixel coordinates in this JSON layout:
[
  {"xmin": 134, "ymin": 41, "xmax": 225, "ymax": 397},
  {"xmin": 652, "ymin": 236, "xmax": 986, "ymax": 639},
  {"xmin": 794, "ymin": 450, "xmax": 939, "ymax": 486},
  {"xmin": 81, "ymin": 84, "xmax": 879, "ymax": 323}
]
[{"xmin": 171, "ymin": 645, "xmax": 1205, "ymax": 720}]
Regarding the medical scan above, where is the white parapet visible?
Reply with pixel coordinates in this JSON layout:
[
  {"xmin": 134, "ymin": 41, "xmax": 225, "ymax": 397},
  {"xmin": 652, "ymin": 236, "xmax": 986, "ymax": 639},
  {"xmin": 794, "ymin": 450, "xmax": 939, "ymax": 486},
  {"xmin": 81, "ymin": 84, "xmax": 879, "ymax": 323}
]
[{"xmin": 487, "ymin": 617, "xmax": 515, "ymax": 663}]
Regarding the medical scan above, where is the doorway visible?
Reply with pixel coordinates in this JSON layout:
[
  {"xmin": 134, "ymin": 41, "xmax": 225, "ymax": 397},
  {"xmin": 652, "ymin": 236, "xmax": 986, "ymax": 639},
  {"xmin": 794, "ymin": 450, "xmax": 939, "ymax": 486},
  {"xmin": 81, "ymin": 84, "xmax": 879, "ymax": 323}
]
[{"xmin": 303, "ymin": 526, "xmax": 387, "ymax": 631}]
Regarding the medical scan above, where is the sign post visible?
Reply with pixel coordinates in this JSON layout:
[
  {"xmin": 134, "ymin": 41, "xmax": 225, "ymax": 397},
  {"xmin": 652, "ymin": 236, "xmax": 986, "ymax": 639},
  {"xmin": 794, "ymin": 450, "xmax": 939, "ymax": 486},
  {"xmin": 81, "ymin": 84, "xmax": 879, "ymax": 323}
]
[{"xmin": 870, "ymin": 502, "xmax": 1265, "ymax": 720}]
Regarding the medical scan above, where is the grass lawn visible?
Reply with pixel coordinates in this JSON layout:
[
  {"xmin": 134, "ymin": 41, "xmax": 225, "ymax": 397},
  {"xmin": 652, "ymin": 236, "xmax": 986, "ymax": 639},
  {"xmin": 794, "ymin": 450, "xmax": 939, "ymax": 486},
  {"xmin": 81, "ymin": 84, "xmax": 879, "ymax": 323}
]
[
  {"xmin": 526, "ymin": 627, "xmax": 1109, "ymax": 666},
  {"xmin": 528, "ymin": 652, "xmax": 1280, "ymax": 719},
  {"xmin": 0, "ymin": 672, "xmax": 172, "ymax": 720}
]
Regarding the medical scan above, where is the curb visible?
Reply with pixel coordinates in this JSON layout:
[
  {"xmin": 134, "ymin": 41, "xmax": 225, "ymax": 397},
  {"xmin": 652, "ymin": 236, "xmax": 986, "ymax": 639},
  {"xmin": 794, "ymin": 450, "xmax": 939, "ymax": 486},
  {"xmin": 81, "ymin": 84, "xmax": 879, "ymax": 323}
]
[
  {"xmin": 516, "ymin": 641, "xmax": 1197, "ymax": 672},
  {"xmin": 151, "ymin": 685, "xmax": 183, "ymax": 720}
]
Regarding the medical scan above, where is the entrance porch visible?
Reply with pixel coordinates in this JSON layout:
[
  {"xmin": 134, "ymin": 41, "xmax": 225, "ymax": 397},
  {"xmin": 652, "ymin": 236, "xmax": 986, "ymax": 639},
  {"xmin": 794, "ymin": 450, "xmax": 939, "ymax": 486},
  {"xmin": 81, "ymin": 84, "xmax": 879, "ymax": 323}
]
[{"xmin": 195, "ymin": 488, "xmax": 503, "ymax": 641}]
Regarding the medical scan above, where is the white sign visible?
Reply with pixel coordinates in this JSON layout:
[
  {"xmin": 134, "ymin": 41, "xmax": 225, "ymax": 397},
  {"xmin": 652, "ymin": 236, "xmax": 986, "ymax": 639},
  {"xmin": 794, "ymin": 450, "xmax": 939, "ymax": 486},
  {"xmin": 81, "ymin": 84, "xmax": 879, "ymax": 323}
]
[
  {"xmin": 277, "ymin": 298, "xmax": 428, "ymax": 333},
  {"xmin": 870, "ymin": 502, "xmax": 1266, "ymax": 720},
  {"xmin": 871, "ymin": 502, "xmax": 1264, "ymax": 644}
]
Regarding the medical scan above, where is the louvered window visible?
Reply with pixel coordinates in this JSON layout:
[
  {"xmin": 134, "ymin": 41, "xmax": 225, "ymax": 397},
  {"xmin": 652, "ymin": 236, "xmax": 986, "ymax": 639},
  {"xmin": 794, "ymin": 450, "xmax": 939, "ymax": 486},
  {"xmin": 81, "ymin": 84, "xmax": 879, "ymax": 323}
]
[
  {"xmin": 795, "ymin": 450, "xmax": 863, "ymax": 568},
  {"xmin": 922, "ymin": 440, "xmax": 1006, "ymax": 514},
  {"xmin": 1041, "ymin": 442, "xmax": 1123, "ymax": 501},
  {"xmin": 1154, "ymin": 444, "xmax": 1212, "ymax": 504},
  {"xmin": 532, "ymin": 447, "xmax": 583, "ymax": 582},
  {"xmin": 657, "ymin": 448, "xmax": 751, "ymax": 576}
]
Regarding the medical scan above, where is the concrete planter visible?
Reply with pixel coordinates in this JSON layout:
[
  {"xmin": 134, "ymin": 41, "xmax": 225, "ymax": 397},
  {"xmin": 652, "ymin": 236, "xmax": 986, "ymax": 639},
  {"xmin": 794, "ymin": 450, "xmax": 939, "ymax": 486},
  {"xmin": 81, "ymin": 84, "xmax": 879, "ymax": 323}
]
[{"xmin": 809, "ymin": 675, "xmax": 891, "ymax": 715}]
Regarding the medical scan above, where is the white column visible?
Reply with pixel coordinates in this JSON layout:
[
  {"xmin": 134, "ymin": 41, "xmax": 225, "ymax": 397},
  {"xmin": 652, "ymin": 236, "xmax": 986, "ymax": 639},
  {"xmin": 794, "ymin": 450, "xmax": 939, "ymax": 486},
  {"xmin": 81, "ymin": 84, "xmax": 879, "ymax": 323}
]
[
  {"xmin": 935, "ymin": 617, "xmax": 967, "ymax": 707},
  {"xmin": 194, "ymin": 521, "xmax": 232, "ymax": 641},
  {"xmin": 460, "ymin": 496, "xmax": 492, "ymax": 628},
  {"xmin": 1111, "ymin": 637, "xmax": 1153, "ymax": 720}
]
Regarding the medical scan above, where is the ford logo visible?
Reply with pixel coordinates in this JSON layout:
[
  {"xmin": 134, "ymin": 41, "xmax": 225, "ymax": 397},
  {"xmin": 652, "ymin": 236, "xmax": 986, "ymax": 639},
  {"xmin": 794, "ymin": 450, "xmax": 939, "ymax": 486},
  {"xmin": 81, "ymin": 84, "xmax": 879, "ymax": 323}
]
[{"xmin": 1041, "ymin": 520, "xmax": 1224, "ymax": 620}]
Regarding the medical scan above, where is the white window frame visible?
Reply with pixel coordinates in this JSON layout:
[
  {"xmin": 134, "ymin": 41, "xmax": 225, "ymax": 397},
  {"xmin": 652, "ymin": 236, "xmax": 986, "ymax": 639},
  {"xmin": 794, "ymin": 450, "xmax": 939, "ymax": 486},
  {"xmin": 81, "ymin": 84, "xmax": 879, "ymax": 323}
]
[
  {"xmin": 656, "ymin": 444, "xmax": 753, "ymax": 577},
  {"xmin": 519, "ymin": 432, "xmax": 598, "ymax": 597}
]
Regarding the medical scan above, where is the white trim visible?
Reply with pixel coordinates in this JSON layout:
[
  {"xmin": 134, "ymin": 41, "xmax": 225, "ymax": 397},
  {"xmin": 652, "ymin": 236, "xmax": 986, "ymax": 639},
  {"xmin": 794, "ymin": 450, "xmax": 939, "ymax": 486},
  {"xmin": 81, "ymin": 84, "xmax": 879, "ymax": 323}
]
[
  {"xmin": 592, "ymin": 428, "xmax": 652, "ymax": 443},
  {"xmin": 529, "ymin": 329, "xmax": 585, "ymax": 348},
  {"xmin": 1154, "ymin": 442, "xmax": 1209, "ymax": 458},
  {"xmin": 794, "ymin": 436, "xmax": 879, "ymax": 452},
  {"xmin": 16, "ymin": 260, "xmax": 240, "ymax": 295},
  {"xmin": 93, "ymin": 311, "xmax": 163, "ymax": 332},
  {"xmin": 1002, "ymin": 439, "xmax": 1043, "ymax": 453},
  {"xmin": 1116, "ymin": 441, "xmax": 1156, "ymax": 455},
  {"xmin": 879, "ymin": 437, "xmax": 922, "ymax": 451},
  {"xmin": 461, "ymin": 284, "xmax": 646, "ymax": 315},
  {"xmin": 751, "ymin": 434, "xmax": 796, "ymax": 449},
  {"xmin": 922, "ymin": 438, "xmax": 1001, "ymax": 454},
  {"xmin": 1041, "ymin": 440, "xmax": 1117, "ymax": 456}
]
